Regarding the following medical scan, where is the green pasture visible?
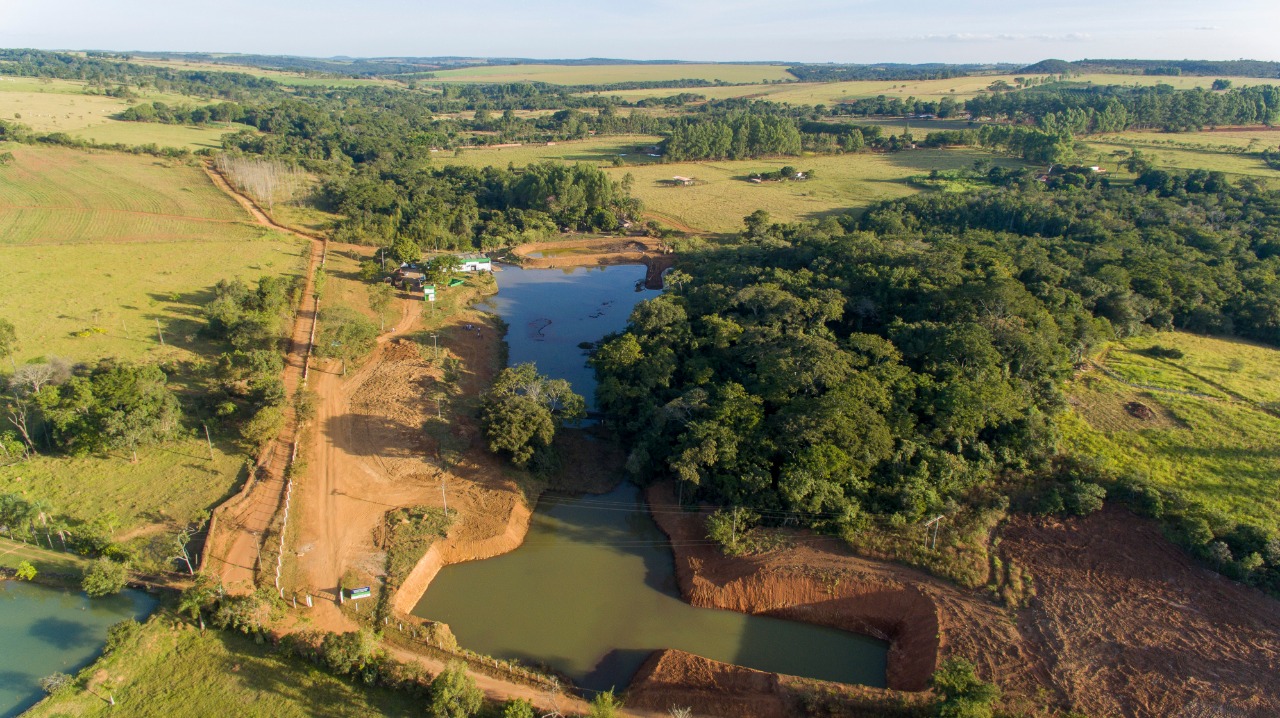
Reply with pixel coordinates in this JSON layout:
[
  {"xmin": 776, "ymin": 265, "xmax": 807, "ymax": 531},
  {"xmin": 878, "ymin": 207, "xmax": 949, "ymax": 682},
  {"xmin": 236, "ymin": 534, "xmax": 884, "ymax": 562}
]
[
  {"xmin": 1083, "ymin": 139, "xmax": 1278, "ymax": 180},
  {"xmin": 24, "ymin": 614, "xmax": 420, "ymax": 718},
  {"xmin": 604, "ymin": 148, "xmax": 1024, "ymax": 233},
  {"xmin": 0, "ymin": 436, "xmax": 251, "ymax": 535},
  {"xmin": 429, "ymin": 62, "xmax": 795, "ymax": 85},
  {"xmin": 1101, "ymin": 333, "xmax": 1280, "ymax": 406},
  {"xmin": 433, "ymin": 137, "xmax": 1023, "ymax": 233},
  {"xmin": 128, "ymin": 57, "xmax": 396, "ymax": 87},
  {"xmin": 0, "ymin": 143, "xmax": 305, "ymax": 536},
  {"xmin": 70, "ymin": 120, "xmax": 243, "ymax": 150},
  {"xmin": 1064, "ymin": 332, "xmax": 1280, "ymax": 533},
  {"xmin": 579, "ymin": 72, "xmax": 1280, "ymax": 106},
  {"xmin": 439, "ymin": 134, "xmax": 664, "ymax": 168}
]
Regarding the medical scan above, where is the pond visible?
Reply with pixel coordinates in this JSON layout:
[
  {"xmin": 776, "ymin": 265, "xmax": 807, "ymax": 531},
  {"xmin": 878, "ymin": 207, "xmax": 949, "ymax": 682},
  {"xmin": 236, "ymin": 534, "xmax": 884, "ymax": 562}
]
[
  {"xmin": 479, "ymin": 264, "xmax": 654, "ymax": 406},
  {"xmin": 0, "ymin": 581, "xmax": 157, "ymax": 717},
  {"xmin": 415, "ymin": 265, "xmax": 888, "ymax": 692}
]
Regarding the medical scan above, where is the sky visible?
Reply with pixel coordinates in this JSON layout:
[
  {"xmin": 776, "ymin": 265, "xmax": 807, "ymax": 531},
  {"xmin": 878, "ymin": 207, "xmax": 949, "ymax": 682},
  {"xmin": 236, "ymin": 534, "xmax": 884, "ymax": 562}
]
[{"xmin": 1, "ymin": 0, "xmax": 1277, "ymax": 64}]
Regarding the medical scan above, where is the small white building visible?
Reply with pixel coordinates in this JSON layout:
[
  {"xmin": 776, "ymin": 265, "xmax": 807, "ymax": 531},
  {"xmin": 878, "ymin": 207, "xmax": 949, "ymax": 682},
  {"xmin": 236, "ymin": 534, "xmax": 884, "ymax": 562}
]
[{"xmin": 460, "ymin": 256, "xmax": 492, "ymax": 272}]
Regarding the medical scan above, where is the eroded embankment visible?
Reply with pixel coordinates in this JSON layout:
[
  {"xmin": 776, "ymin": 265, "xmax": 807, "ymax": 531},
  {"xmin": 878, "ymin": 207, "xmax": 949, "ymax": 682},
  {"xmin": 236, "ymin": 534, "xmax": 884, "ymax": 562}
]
[
  {"xmin": 391, "ymin": 498, "xmax": 532, "ymax": 615},
  {"xmin": 628, "ymin": 650, "xmax": 932, "ymax": 718},
  {"xmin": 643, "ymin": 483, "xmax": 941, "ymax": 692}
]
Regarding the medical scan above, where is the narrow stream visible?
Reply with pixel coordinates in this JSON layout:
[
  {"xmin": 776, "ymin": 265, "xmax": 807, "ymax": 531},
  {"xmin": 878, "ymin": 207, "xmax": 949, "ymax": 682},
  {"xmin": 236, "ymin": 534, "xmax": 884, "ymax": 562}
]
[
  {"xmin": 414, "ymin": 264, "xmax": 888, "ymax": 692},
  {"xmin": 0, "ymin": 581, "xmax": 156, "ymax": 717}
]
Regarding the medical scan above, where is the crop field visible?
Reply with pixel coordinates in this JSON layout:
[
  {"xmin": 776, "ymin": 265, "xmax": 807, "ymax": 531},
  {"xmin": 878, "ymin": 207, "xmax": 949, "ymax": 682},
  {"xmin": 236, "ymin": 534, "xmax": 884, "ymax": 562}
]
[
  {"xmin": 428, "ymin": 62, "xmax": 795, "ymax": 85},
  {"xmin": 1064, "ymin": 332, "xmax": 1280, "ymax": 533},
  {"xmin": 25, "ymin": 613, "xmax": 420, "ymax": 718}
]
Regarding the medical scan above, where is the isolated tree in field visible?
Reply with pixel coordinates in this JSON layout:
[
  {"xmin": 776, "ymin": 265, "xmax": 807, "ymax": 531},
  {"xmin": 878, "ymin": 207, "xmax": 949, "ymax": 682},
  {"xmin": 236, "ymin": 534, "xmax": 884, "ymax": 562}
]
[
  {"xmin": 479, "ymin": 363, "xmax": 584, "ymax": 467},
  {"xmin": 83, "ymin": 558, "xmax": 128, "ymax": 598},
  {"xmin": 428, "ymin": 661, "xmax": 483, "ymax": 718},
  {"xmin": 314, "ymin": 306, "xmax": 379, "ymax": 376},
  {"xmin": 367, "ymin": 282, "xmax": 395, "ymax": 331}
]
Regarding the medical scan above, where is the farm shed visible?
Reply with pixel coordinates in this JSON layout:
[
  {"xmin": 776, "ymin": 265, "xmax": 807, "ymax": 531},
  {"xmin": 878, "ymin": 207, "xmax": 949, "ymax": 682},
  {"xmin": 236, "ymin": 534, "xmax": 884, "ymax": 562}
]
[{"xmin": 460, "ymin": 256, "xmax": 492, "ymax": 272}]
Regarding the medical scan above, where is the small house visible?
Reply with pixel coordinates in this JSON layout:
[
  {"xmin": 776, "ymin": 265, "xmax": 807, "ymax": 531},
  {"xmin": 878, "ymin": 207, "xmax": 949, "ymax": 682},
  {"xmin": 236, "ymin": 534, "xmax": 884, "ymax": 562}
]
[
  {"xmin": 459, "ymin": 256, "xmax": 492, "ymax": 272},
  {"xmin": 669, "ymin": 176, "xmax": 695, "ymax": 186}
]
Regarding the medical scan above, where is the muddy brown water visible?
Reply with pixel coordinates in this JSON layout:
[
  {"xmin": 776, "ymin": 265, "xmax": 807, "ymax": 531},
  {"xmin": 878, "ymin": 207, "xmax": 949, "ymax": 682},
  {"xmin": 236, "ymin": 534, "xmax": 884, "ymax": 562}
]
[{"xmin": 413, "ymin": 265, "xmax": 888, "ymax": 692}]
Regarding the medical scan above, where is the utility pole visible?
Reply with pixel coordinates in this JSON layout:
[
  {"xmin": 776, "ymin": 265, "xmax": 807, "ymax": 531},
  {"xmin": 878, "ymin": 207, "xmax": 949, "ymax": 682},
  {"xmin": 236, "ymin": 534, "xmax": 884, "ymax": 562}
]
[
  {"xmin": 441, "ymin": 475, "xmax": 448, "ymax": 516},
  {"xmin": 155, "ymin": 318, "xmax": 164, "ymax": 346},
  {"xmin": 203, "ymin": 423, "xmax": 214, "ymax": 461},
  {"xmin": 431, "ymin": 333, "xmax": 438, "ymax": 360},
  {"xmin": 731, "ymin": 507, "xmax": 738, "ymax": 546}
]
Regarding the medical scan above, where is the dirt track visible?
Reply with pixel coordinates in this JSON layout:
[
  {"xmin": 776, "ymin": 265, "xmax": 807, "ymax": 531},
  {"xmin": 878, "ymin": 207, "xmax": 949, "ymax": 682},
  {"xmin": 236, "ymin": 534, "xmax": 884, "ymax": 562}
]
[
  {"xmin": 1003, "ymin": 508, "xmax": 1280, "ymax": 717},
  {"xmin": 201, "ymin": 165, "xmax": 325, "ymax": 590}
]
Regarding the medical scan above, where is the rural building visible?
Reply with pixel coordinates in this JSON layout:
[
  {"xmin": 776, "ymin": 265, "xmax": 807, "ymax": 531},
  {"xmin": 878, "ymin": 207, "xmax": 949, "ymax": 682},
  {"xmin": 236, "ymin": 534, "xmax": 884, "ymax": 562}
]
[
  {"xmin": 667, "ymin": 176, "xmax": 695, "ymax": 186},
  {"xmin": 393, "ymin": 265, "xmax": 426, "ymax": 290},
  {"xmin": 460, "ymin": 256, "xmax": 493, "ymax": 272}
]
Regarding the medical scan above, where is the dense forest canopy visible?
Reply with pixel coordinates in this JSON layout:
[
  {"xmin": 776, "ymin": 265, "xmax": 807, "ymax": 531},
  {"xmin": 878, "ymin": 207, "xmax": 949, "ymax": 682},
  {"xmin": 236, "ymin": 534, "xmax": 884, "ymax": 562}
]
[{"xmin": 593, "ymin": 172, "xmax": 1280, "ymax": 528}]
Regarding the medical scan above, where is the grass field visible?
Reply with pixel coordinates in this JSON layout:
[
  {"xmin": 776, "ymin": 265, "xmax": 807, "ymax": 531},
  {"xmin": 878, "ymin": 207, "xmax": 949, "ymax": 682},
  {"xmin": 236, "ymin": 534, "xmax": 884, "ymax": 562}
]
[
  {"xmin": 0, "ymin": 437, "xmax": 252, "ymax": 533},
  {"xmin": 435, "ymin": 136, "xmax": 1023, "ymax": 232},
  {"xmin": 1064, "ymin": 332, "xmax": 1280, "ymax": 533},
  {"xmin": 0, "ymin": 143, "xmax": 306, "ymax": 535},
  {"xmin": 609, "ymin": 149, "xmax": 1027, "ymax": 232},
  {"xmin": 429, "ymin": 62, "xmax": 795, "ymax": 85},
  {"xmin": 24, "ymin": 613, "xmax": 420, "ymax": 718},
  {"xmin": 577, "ymin": 72, "xmax": 1280, "ymax": 106},
  {"xmin": 0, "ymin": 77, "xmax": 251, "ymax": 149},
  {"xmin": 1083, "ymin": 138, "xmax": 1278, "ymax": 181},
  {"xmin": 128, "ymin": 57, "xmax": 397, "ymax": 87},
  {"xmin": 70, "ymin": 121, "xmax": 243, "ymax": 150},
  {"xmin": 1100, "ymin": 333, "xmax": 1280, "ymax": 406}
]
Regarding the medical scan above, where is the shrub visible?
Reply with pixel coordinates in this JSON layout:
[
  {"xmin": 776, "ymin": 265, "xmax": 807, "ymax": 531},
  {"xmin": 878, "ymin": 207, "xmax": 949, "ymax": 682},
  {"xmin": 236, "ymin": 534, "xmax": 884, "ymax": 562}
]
[
  {"xmin": 428, "ymin": 662, "xmax": 483, "ymax": 718},
  {"xmin": 104, "ymin": 619, "xmax": 141, "ymax": 654},
  {"xmin": 501, "ymin": 699, "xmax": 535, "ymax": 718},
  {"xmin": 39, "ymin": 672, "xmax": 74, "ymax": 695},
  {"xmin": 82, "ymin": 558, "xmax": 128, "ymax": 597},
  {"xmin": 931, "ymin": 657, "xmax": 1001, "ymax": 718},
  {"xmin": 588, "ymin": 690, "xmax": 622, "ymax": 718},
  {"xmin": 1063, "ymin": 481, "xmax": 1106, "ymax": 516},
  {"xmin": 321, "ymin": 629, "xmax": 382, "ymax": 676},
  {"xmin": 15, "ymin": 560, "xmax": 37, "ymax": 581}
]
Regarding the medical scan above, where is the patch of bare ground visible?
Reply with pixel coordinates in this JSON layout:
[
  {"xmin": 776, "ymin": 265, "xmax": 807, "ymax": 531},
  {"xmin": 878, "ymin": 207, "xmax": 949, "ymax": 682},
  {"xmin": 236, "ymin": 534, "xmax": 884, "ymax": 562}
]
[{"xmin": 1002, "ymin": 507, "xmax": 1280, "ymax": 718}]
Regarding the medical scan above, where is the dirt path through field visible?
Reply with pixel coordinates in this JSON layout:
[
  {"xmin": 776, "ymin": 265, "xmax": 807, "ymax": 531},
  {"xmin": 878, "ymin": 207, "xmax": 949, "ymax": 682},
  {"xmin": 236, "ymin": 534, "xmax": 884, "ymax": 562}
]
[{"xmin": 201, "ymin": 164, "xmax": 325, "ymax": 590}]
